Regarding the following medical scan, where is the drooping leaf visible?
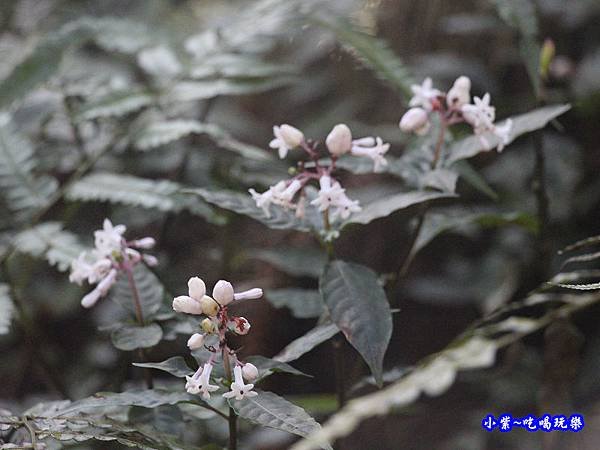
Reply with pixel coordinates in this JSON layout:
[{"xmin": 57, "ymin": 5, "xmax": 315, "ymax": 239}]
[
  {"xmin": 133, "ymin": 357, "xmax": 195, "ymax": 378},
  {"xmin": 266, "ymin": 288, "xmax": 325, "ymax": 319},
  {"xmin": 230, "ymin": 391, "xmax": 330, "ymax": 449},
  {"xmin": 76, "ymin": 90, "xmax": 154, "ymax": 122},
  {"xmin": 320, "ymin": 261, "xmax": 392, "ymax": 386},
  {"xmin": 445, "ymin": 104, "xmax": 570, "ymax": 165},
  {"xmin": 251, "ymin": 247, "xmax": 327, "ymax": 279},
  {"xmin": 274, "ymin": 322, "xmax": 339, "ymax": 363},
  {"xmin": 343, "ymin": 190, "xmax": 456, "ymax": 227},
  {"xmin": 0, "ymin": 284, "xmax": 15, "ymax": 335},
  {"xmin": 67, "ymin": 173, "xmax": 222, "ymax": 224},
  {"xmin": 313, "ymin": 17, "xmax": 413, "ymax": 99},
  {"xmin": 245, "ymin": 355, "xmax": 312, "ymax": 380},
  {"xmin": 14, "ymin": 222, "xmax": 86, "ymax": 271},
  {"xmin": 0, "ymin": 116, "xmax": 58, "ymax": 221},
  {"xmin": 110, "ymin": 323, "xmax": 163, "ymax": 351},
  {"xmin": 109, "ymin": 264, "xmax": 165, "ymax": 319}
]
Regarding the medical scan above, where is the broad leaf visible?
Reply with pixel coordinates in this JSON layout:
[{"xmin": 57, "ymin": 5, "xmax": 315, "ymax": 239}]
[
  {"xmin": 251, "ymin": 247, "xmax": 327, "ymax": 279},
  {"xmin": 245, "ymin": 355, "xmax": 312, "ymax": 380},
  {"xmin": 76, "ymin": 90, "xmax": 154, "ymax": 121},
  {"xmin": 274, "ymin": 322, "xmax": 339, "ymax": 363},
  {"xmin": 266, "ymin": 288, "xmax": 325, "ymax": 319},
  {"xmin": 320, "ymin": 261, "xmax": 392, "ymax": 386},
  {"xmin": 230, "ymin": 391, "xmax": 330, "ymax": 449},
  {"xmin": 109, "ymin": 264, "xmax": 165, "ymax": 319},
  {"xmin": 0, "ymin": 284, "xmax": 15, "ymax": 335},
  {"xmin": 110, "ymin": 323, "xmax": 163, "ymax": 351},
  {"xmin": 446, "ymin": 104, "xmax": 570, "ymax": 165},
  {"xmin": 134, "ymin": 356, "xmax": 195, "ymax": 378}
]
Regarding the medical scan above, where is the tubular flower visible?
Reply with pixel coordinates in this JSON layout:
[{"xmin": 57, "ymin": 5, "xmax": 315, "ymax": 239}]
[
  {"xmin": 270, "ymin": 124, "xmax": 304, "ymax": 159},
  {"xmin": 69, "ymin": 219, "xmax": 157, "ymax": 308},
  {"xmin": 222, "ymin": 365, "xmax": 258, "ymax": 400}
]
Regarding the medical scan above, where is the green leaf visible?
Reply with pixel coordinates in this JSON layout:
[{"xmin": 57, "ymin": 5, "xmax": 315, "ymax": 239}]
[
  {"xmin": 0, "ymin": 116, "xmax": 58, "ymax": 221},
  {"xmin": 67, "ymin": 172, "xmax": 222, "ymax": 224},
  {"xmin": 274, "ymin": 322, "xmax": 339, "ymax": 363},
  {"xmin": 0, "ymin": 283, "xmax": 15, "ymax": 335},
  {"xmin": 230, "ymin": 391, "xmax": 330, "ymax": 448},
  {"xmin": 320, "ymin": 261, "xmax": 392, "ymax": 386},
  {"xmin": 76, "ymin": 90, "xmax": 154, "ymax": 122},
  {"xmin": 266, "ymin": 288, "xmax": 325, "ymax": 319},
  {"xmin": 14, "ymin": 222, "xmax": 86, "ymax": 271},
  {"xmin": 245, "ymin": 356, "xmax": 312, "ymax": 380},
  {"xmin": 0, "ymin": 21, "xmax": 95, "ymax": 109},
  {"xmin": 313, "ymin": 17, "xmax": 413, "ymax": 99},
  {"xmin": 343, "ymin": 190, "xmax": 456, "ymax": 227},
  {"xmin": 133, "ymin": 357, "xmax": 195, "ymax": 378},
  {"xmin": 90, "ymin": 17, "xmax": 156, "ymax": 54},
  {"xmin": 452, "ymin": 160, "xmax": 499, "ymax": 201},
  {"xmin": 110, "ymin": 323, "xmax": 163, "ymax": 351},
  {"xmin": 560, "ymin": 235, "xmax": 600, "ymax": 254},
  {"xmin": 446, "ymin": 104, "xmax": 570, "ymax": 165},
  {"xmin": 109, "ymin": 264, "xmax": 165, "ymax": 319},
  {"xmin": 133, "ymin": 120, "xmax": 270, "ymax": 160},
  {"xmin": 251, "ymin": 247, "xmax": 327, "ymax": 279},
  {"xmin": 189, "ymin": 188, "xmax": 322, "ymax": 232}
]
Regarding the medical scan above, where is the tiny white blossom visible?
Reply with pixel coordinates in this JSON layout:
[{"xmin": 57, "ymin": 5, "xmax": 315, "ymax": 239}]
[
  {"xmin": 461, "ymin": 93, "xmax": 495, "ymax": 131},
  {"xmin": 81, "ymin": 268, "xmax": 118, "ymax": 308},
  {"xmin": 94, "ymin": 219, "xmax": 125, "ymax": 255},
  {"xmin": 187, "ymin": 333, "xmax": 205, "ymax": 350},
  {"xmin": 351, "ymin": 136, "xmax": 390, "ymax": 172},
  {"xmin": 213, "ymin": 280, "xmax": 235, "ymax": 306},
  {"xmin": 409, "ymin": 78, "xmax": 442, "ymax": 110},
  {"xmin": 186, "ymin": 363, "xmax": 219, "ymax": 399},
  {"xmin": 269, "ymin": 124, "xmax": 304, "ymax": 159},
  {"xmin": 310, "ymin": 176, "xmax": 346, "ymax": 212},
  {"xmin": 242, "ymin": 363, "xmax": 259, "ymax": 381},
  {"xmin": 446, "ymin": 76, "xmax": 471, "ymax": 108},
  {"xmin": 330, "ymin": 194, "xmax": 362, "ymax": 221},
  {"xmin": 325, "ymin": 124, "xmax": 353, "ymax": 156},
  {"xmin": 248, "ymin": 181, "xmax": 287, "ymax": 218},
  {"xmin": 399, "ymin": 107, "xmax": 430, "ymax": 135},
  {"xmin": 493, "ymin": 119, "xmax": 513, "ymax": 152},
  {"xmin": 234, "ymin": 288, "xmax": 263, "ymax": 301},
  {"xmin": 223, "ymin": 365, "xmax": 258, "ymax": 400},
  {"xmin": 131, "ymin": 237, "xmax": 156, "ymax": 249}
]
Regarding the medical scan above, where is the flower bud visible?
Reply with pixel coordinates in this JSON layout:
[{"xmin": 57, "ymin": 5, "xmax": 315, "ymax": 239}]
[
  {"xmin": 326, "ymin": 124, "xmax": 352, "ymax": 156},
  {"xmin": 399, "ymin": 108, "xmax": 430, "ymax": 135},
  {"xmin": 201, "ymin": 317, "xmax": 218, "ymax": 334},
  {"xmin": 213, "ymin": 280, "xmax": 234, "ymax": 306},
  {"xmin": 187, "ymin": 333, "xmax": 205, "ymax": 350},
  {"xmin": 173, "ymin": 295, "xmax": 203, "ymax": 315},
  {"xmin": 234, "ymin": 288, "xmax": 263, "ymax": 301},
  {"xmin": 142, "ymin": 254, "xmax": 158, "ymax": 267},
  {"xmin": 131, "ymin": 237, "xmax": 156, "ymax": 249},
  {"xmin": 446, "ymin": 76, "xmax": 471, "ymax": 108},
  {"xmin": 279, "ymin": 124, "xmax": 304, "ymax": 148},
  {"xmin": 242, "ymin": 363, "xmax": 259, "ymax": 381},
  {"xmin": 188, "ymin": 277, "xmax": 206, "ymax": 301},
  {"xmin": 200, "ymin": 295, "xmax": 220, "ymax": 316}
]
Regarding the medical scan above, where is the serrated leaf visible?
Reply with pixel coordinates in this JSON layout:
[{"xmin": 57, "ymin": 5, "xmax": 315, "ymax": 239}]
[
  {"xmin": 252, "ymin": 247, "xmax": 327, "ymax": 279},
  {"xmin": 230, "ymin": 391, "xmax": 330, "ymax": 448},
  {"xmin": 133, "ymin": 357, "xmax": 194, "ymax": 378},
  {"xmin": 109, "ymin": 264, "xmax": 164, "ymax": 319},
  {"xmin": 111, "ymin": 323, "xmax": 163, "ymax": 351},
  {"xmin": 274, "ymin": 322, "xmax": 339, "ymax": 364},
  {"xmin": 343, "ymin": 190, "xmax": 456, "ymax": 227},
  {"xmin": 76, "ymin": 90, "xmax": 154, "ymax": 121},
  {"xmin": 266, "ymin": 288, "xmax": 325, "ymax": 319},
  {"xmin": 14, "ymin": 222, "xmax": 86, "ymax": 271},
  {"xmin": 245, "ymin": 355, "xmax": 312, "ymax": 380},
  {"xmin": 320, "ymin": 261, "xmax": 392, "ymax": 386},
  {"xmin": 313, "ymin": 17, "xmax": 412, "ymax": 99},
  {"xmin": 90, "ymin": 17, "xmax": 155, "ymax": 54},
  {"xmin": 0, "ymin": 116, "xmax": 58, "ymax": 221},
  {"xmin": 189, "ymin": 188, "xmax": 322, "ymax": 232},
  {"xmin": 67, "ymin": 173, "xmax": 222, "ymax": 224},
  {"xmin": 0, "ymin": 284, "xmax": 15, "ymax": 335},
  {"xmin": 446, "ymin": 104, "xmax": 570, "ymax": 165}
]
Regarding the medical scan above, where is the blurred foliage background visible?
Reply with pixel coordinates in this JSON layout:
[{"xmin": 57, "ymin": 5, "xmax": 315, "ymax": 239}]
[{"xmin": 1, "ymin": 0, "xmax": 600, "ymax": 449}]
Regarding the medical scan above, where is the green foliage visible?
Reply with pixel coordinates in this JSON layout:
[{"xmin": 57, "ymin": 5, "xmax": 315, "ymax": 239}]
[
  {"xmin": 275, "ymin": 322, "xmax": 340, "ymax": 363},
  {"xmin": 250, "ymin": 247, "xmax": 327, "ymax": 278},
  {"xmin": 320, "ymin": 260, "xmax": 392, "ymax": 386},
  {"xmin": 111, "ymin": 323, "xmax": 164, "ymax": 351},
  {"xmin": 245, "ymin": 355, "xmax": 312, "ymax": 380},
  {"xmin": 109, "ymin": 265, "xmax": 165, "ymax": 319},
  {"xmin": 76, "ymin": 90, "xmax": 155, "ymax": 121},
  {"xmin": 266, "ymin": 288, "xmax": 325, "ymax": 318},
  {"xmin": 134, "ymin": 356, "xmax": 195, "ymax": 378}
]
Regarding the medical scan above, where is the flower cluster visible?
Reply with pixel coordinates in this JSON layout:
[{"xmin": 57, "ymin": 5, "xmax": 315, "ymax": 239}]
[
  {"xmin": 250, "ymin": 124, "xmax": 390, "ymax": 221},
  {"xmin": 399, "ymin": 76, "xmax": 513, "ymax": 152},
  {"xmin": 173, "ymin": 276, "xmax": 263, "ymax": 400},
  {"xmin": 69, "ymin": 219, "xmax": 157, "ymax": 308}
]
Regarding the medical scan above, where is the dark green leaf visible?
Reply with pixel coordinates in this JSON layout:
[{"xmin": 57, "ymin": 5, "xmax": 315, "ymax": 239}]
[
  {"xmin": 274, "ymin": 322, "xmax": 339, "ymax": 363},
  {"xmin": 133, "ymin": 357, "xmax": 195, "ymax": 378},
  {"xmin": 111, "ymin": 323, "xmax": 163, "ymax": 351},
  {"xmin": 266, "ymin": 288, "xmax": 325, "ymax": 319},
  {"xmin": 251, "ymin": 248, "xmax": 327, "ymax": 279},
  {"xmin": 245, "ymin": 355, "xmax": 312, "ymax": 380}
]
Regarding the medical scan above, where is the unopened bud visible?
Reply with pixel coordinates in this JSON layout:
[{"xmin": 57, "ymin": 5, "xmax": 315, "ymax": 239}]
[
  {"xmin": 242, "ymin": 363, "xmax": 259, "ymax": 381},
  {"xmin": 279, "ymin": 124, "xmax": 304, "ymax": 148},
  {"xmin": 399, "ymin": 108, "xmax": 430, "ymax": 135},
  {"xmin": 201, "ymin": 317, "xmax": 217, "ymax": 334},
  {"xmin": 326, "ymin": 124, "xmax": 352, "ymax": 156},
  {"xmin": 200, "ymin": 295, "xmax": 220, "ymax": 316},
  {"xmin": 187, "ymin": 333, "xmax": 205, "ymax": 350},
  {"xmin": 446, "ymin": 76, "xmax": 471, "ymax": 108},
  {"xmin": 188, "ymin": 277, "xmax": 206, "ymax": 301},
  {"xmin": 213, "ymin": 280, "xmax": 234, "ymax": 306}
]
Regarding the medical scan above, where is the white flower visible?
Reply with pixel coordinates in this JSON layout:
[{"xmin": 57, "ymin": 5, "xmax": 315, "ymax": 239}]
[
  {"xmin": 461, "ymin": 93, "xmax": 495, "ymax": 132},
  {"xmin": 130, "ymin": 237, "xmax": 156, "ymax": 249},
  {"xmin": 142, "ymin": 254, "xmax": 158, "ymax": 266},
  {"xmin": 81, "ymin": 268, "xmax": 118, "ymax": 308},
  {"xmin": 94, "ymin": 219, "xmax": 125, "ymax": 255},
  {"xmin": 137, "ymin": 46, "xmax": 182, "ymax": 78},
  {"xmin": 213, "ymin": 280, "xmax": 234, "ymax": 306},
  {"xmin": 310, "ymin": 176, "xmax": 346, "ymax": 212},
  {"xmin": 330, "ymin": 195, "xmax": 361, "ymax": 221},
  {"xmin": 399, "ymin": 107, "xmax": 430, "ymax": 135},
  {"xmin": 446, "ymin": 76, "xmax": 471, "ymax": 108},
  {"xmin": 223, "ymin": 365, "xmax": 258, "ymax": 400},
  {"xmin": 234, "ymin": 288, "xmax": 263, "ymax": 301},
  {"xmin": 269, "ymin": 124, "xmax": 304, "ymax": 159},
  {"xmin": 326, "ymin": 124, "xmax": 352, "ymax": 156},
  {"xmin": 228, "ymin": 317, "xmax": 251, "ymax": 335},
  {"xmin": 242, "ymin": 363, "xmax": 259, "ymax": 381},
  {"xmin": 173, "ymin": 295, "xmax": 204, "ymax": 315},
  {"xmin": 188, "ymin": 277, "xmax": 206, "ymax": 300},
  {"xmin": 351, "ymin": 136, "xmax": 391, "ymax": 172},
  {"xmin": 69, "ymin": 253, "xmax": 95, "ymax": 285},
  {"xmin": 493, "ymin": 119, "xmax": 513, "ymax": 152},
  {"xmin": 187, "ymin": 333, "xmax": 205, "ymax": 350},
  {"xmin": 409, "ymin": 78, "xmax": 442, "ymax": 110},
  {"xmin": 186, "ymin": 363, "xmax": 219, "ymax": 399},
  {"xmin": 249, "ymin": 181, "xmax": 288, "ymax": 218},
  {"xmin": 274, "ymin": 180, "xmax": 303, "ymax": 209}
]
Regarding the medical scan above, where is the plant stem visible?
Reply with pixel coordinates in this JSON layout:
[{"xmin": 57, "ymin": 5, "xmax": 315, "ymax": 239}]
[
  {"xmin": 333, "ymin": 336, "xmax": 346, "ymax": 408},
  {"xmin": 431, "ymin": 114, "xmax": 447, "ymax": 168},
  {"xmin": 124, "ymin": 266, "xmax": 154, "ymax": 389},
  {"xmin": 222, "ymin": 347, "xmax": 237, "ymax": 450}
]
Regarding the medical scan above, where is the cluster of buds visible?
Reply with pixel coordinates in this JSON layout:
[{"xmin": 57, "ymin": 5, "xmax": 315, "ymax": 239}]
[
  {"xmin": 173, "ymin": 276, "xmax": 263, "ymax": 400},
  {"xmin": 399, "ymin": 76, "xmax": 513, "ymax": 152},
  {"xmin": 69, "ymin": 219, "xmax": 157, "ymax": 308},
  {"xmin": 249, "ymin": 124, "xmax": 390, "ymax": 221}
]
